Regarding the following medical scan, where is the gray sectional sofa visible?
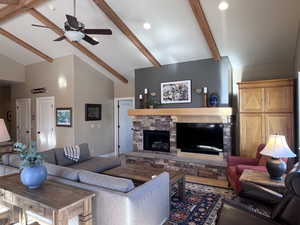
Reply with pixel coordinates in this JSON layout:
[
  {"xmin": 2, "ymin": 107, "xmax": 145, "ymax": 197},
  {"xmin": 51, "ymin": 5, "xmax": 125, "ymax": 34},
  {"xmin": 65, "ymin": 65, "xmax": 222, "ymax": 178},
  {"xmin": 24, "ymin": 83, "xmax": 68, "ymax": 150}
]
[{"xmin": 0, "ymin": 143, "xmax": 170, "ymax": 225}]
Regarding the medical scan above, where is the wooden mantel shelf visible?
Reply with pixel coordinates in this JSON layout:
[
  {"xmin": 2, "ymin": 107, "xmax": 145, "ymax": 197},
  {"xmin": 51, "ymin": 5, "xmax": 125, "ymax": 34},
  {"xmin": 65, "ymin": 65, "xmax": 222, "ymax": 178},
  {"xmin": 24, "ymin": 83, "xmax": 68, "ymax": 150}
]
[{"xmin": 128, "ymin": 107, "xmax": 233, "ymax": 117}]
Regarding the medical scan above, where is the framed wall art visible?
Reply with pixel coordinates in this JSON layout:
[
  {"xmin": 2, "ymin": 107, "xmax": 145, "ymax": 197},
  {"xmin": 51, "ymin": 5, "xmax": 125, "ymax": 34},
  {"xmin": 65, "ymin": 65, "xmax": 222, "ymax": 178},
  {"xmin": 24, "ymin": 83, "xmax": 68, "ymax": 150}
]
[
  {"xmin": 161, "ymin": 80, "xmax": 191, "ymax": 104},
  {"xmin": 85, "ymin": 104, "xmax": 102, "ymax": 121},
  {"xmin": 56, "ymin": 108, "xmax": 72, "ymax": 127}
]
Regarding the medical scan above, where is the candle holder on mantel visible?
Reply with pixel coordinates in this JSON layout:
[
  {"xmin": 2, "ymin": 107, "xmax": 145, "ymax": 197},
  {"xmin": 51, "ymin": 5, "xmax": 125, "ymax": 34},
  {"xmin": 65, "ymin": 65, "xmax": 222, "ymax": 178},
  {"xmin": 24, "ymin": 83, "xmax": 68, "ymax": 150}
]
[
  {"xmin": 195, "ymin": 86, "xmax": 208, "ymax": 107},
  {"xmin": 143, "ymin": 88, "xmax": 149, "ymax": 108},
  {"xmin": 138, "ymin": 94, "xmax": 143, "ymax": 109}
]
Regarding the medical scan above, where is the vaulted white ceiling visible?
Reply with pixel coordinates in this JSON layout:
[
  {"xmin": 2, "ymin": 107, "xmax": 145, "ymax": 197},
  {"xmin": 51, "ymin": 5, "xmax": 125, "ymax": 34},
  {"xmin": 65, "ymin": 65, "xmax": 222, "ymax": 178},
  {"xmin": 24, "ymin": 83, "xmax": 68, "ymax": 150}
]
[{"xmin": 0, "ymin": 0, "xmax": 299, "ymax": 82}]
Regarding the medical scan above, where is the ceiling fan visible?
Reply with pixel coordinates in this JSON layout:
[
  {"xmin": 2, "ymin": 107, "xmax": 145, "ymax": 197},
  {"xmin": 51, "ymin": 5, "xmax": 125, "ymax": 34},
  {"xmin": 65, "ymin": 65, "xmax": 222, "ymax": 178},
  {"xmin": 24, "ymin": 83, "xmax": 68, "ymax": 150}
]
[{"xmin": 32, "ymin": 0, "xmax": 112, "ymax": 45}]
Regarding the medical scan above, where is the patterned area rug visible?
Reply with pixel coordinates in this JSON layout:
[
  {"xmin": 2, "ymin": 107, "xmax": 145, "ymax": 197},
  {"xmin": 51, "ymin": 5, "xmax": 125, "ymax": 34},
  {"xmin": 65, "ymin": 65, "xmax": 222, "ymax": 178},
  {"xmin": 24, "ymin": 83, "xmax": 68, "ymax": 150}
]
[
  {"xmin": 165, "ymin": 182, "xmax": 272, "ymax": 225},
  {"xmin": 165, "ymin": 182, "xmax": 234, "ymax": 225}
]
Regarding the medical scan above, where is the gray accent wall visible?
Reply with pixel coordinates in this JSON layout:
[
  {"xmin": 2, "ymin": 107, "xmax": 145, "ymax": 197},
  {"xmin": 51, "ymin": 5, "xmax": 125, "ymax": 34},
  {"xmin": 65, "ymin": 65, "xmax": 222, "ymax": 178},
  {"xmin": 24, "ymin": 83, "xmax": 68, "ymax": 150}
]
[{"xmin": 135, "ymin": 57, "xmax": 232, "ymax": 108}]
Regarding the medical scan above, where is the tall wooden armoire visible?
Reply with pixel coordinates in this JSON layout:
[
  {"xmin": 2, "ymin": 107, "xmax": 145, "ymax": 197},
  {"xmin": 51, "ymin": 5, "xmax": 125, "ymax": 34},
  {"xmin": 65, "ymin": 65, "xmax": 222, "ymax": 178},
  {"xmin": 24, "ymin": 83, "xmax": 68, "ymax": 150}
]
[{"xmin": 238, "ymin": 78, "xmax": 294, "ymax": 158}]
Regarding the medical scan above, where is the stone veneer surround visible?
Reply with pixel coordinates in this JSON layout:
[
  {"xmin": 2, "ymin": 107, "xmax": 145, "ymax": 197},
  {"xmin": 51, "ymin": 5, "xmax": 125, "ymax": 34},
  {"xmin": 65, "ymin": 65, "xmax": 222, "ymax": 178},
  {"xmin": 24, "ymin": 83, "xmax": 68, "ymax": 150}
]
[
  {"xmin": 133, "ymin": 116, "xmax": 177, "ymax": 154},
  {"xmin": 128, "ymin": 114, "xmax": 233, "ymax": 180},
  {"xmin": 132, "ymin": 115, "xmax": 232, "ymax": 159}
]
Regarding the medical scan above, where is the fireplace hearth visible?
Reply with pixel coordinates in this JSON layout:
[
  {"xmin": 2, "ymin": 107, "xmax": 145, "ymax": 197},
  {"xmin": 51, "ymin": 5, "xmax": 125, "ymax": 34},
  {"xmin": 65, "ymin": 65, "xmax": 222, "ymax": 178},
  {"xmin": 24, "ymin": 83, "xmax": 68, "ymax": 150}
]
[{"xmin": 143, "ymin": 130, "xmax": 170, "ymax": 153}]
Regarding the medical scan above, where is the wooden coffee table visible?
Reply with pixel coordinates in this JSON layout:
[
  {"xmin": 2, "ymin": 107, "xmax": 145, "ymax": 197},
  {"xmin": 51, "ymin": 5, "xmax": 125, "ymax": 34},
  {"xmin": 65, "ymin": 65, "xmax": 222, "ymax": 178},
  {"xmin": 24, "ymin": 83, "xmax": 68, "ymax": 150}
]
[{"xmin": 102, "ymin": 166, "xmax": 186, "ymax": 201}]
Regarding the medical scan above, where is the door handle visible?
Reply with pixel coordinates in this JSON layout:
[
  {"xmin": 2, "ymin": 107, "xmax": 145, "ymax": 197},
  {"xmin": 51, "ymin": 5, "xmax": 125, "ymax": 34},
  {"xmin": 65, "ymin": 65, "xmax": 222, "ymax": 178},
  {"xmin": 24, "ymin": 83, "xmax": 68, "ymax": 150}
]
[{"xmin": 37, "ymin": 131, "xmax": 41, "ymax": 134}]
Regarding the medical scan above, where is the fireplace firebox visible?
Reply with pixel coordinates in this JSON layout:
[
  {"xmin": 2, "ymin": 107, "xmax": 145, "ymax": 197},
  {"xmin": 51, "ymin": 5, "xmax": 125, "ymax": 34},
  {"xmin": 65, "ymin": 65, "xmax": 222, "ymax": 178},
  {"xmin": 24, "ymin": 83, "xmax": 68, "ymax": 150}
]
[{"xmin": 143, "ymin": 130, "xmax": 170, "ymax": 153}]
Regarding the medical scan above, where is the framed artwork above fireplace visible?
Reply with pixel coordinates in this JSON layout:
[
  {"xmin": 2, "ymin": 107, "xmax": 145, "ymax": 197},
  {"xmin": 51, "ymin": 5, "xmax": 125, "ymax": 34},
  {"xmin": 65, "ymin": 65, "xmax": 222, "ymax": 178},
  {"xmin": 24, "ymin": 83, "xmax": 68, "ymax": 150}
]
[{"xmin": 161, "ymin": 80, "xmax": 192, "ymax": 104}]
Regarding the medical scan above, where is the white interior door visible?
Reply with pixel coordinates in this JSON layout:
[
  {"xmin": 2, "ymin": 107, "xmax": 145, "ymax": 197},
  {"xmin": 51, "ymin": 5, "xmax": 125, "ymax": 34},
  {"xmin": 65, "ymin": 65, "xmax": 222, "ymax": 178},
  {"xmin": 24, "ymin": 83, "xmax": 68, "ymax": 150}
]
[
  {"xmin": 16, "ymin": 98, "xmax": 31, "ymax": 147},
  {"xmin": 117, "ymin": 99, "xmax": 134, "ymax": 154},
  {"xmin": 36, "ymin": 97, "xmax": 56, "ymax": 151}
]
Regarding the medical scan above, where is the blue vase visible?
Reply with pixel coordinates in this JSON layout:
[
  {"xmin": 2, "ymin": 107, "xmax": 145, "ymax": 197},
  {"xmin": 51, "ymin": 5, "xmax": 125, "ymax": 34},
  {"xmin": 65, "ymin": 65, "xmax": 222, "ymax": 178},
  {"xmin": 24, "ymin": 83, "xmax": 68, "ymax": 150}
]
[{"xmin": 20, "ymin": 165, "xmax": 48, "ymax": 189}]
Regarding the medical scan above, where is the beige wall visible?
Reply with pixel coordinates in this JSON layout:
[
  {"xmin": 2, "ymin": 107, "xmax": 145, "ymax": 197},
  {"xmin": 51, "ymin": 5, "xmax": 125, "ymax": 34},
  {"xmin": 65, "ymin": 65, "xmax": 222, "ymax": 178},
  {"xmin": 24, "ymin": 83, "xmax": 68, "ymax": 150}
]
[
  {"xmin": 114, "ymin": 78, "xmax": 135, "ymax": 98},
  {"xmin": 74, "ymin": 56, "xmax": 114, "ymax": 156},
  {"xmin": 0, "ymin": 87, "xmax": 11, "ymax": 133},
  {"xmin": 0, "ymin": 54, "xmax": 25, "ymax": 82},
  {"xmin": 11, "ymin": 56, "xmax": 75, "ymax": 147}
]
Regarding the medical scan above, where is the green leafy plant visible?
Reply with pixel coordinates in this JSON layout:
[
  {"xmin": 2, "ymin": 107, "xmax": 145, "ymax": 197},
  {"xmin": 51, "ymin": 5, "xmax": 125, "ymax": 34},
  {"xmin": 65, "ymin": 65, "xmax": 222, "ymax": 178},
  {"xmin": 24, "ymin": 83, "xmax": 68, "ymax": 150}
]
[
  {"xmin": 148, "ymin": 92, "xmax": 160, "ymax": 108},
  {"xmin": 14, "ymin": 142, "xmax": 44, "ymax": 168}
]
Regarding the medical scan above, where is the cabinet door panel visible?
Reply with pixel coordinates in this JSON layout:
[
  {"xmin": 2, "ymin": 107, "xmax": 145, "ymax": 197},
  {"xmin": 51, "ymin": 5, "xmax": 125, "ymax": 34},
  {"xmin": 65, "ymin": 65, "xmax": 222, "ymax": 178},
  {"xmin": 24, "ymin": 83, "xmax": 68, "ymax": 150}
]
[
  {"xmin": 264, "ymin": 114, "xmax": 294, "ymax": 149},
  {"xmin": 264, "ymin": 87, "xmax": 293, "ymax": 112},
  {"xmin": 239, "ymin": 88, "xmax": 264, "ymax": 112},
  {"xmin": 240, "ymin": 114, "xmax": 264, "ymax": 158}
]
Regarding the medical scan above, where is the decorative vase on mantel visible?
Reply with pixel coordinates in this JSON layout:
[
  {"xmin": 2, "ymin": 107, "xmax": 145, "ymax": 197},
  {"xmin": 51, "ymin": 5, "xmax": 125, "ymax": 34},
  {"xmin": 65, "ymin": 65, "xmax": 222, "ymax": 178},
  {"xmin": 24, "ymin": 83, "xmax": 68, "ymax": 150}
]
[{"xmin": 14, "ymin": 142, "xmax": 47, "ymax": 189}]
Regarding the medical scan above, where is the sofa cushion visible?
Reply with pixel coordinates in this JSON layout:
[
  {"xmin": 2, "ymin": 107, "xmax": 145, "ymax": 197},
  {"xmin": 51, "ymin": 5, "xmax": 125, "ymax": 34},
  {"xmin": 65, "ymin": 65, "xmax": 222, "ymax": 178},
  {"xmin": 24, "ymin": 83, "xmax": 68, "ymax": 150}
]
[
  {"xmin": 55, "ymin": 148, "xmax": 76, "ymax": 166},
  {"xmin": 69, "ymin": 157, "xmax": 121, "ymax": 173},
  {"xmin": 40, "ymin": 149, "xmax": 56, "ymax": 164},
  {"xmin": 0, "ymin": 165, "xmax": 19, "ymax": 176},
  {"xmin": 79, "ymin": 170, "xmax": 134, "ymax": 193},
  {"xmin": 78, "ymin": 143, "xmax": 91, "ymax": 162},
  {"xmin": 44, "ymin": 163, "xmax": 79, "ymax": 181},
  {"xmin": 55, "ymin": 144, "xmax": 92, "ymax": 166},
  {"xmin": 1, "ymin": 154, "xmax": 10, "ymax": 165},
  {"xmin": 258, "ymin": 155, "xmax": 269, "ymax": 166},
  {"xmin": 8, "ymin": 154, "xmax": 21, "ymax": 168}
]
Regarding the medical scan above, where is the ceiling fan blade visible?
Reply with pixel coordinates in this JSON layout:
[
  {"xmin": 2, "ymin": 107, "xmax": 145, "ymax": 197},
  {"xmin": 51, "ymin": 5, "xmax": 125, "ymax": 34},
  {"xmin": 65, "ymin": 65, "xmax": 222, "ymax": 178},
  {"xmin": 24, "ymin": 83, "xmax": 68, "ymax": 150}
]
[
  {"xmin": 83, "ymin": 29, "xmax": 112, "ymax": 35},
  {"xmin": 66, "ymin": 14, "xmax": 79, "ymax": 29},
  {"xmin": 32, "ymin": 24, "xmax": 51, "ymax": 29},
  {"xmin": 83, "ymin": 35, "xmax": 99, "ymax": 45},
  {"xmin": 54, "ymin": 36, "xmax": 66, "ymax": 41}
]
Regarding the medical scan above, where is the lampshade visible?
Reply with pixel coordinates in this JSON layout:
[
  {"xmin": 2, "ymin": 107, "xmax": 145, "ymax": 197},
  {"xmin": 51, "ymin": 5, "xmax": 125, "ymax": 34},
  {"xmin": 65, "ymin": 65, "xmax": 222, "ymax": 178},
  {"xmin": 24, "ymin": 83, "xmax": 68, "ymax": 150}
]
[
  {"xmin": 260, "ymin": 135, "xmax": 296, "ymax": 158},
  {"xmin": 0, "ymin": 119, "xmax": 10, "ymax": 142}
]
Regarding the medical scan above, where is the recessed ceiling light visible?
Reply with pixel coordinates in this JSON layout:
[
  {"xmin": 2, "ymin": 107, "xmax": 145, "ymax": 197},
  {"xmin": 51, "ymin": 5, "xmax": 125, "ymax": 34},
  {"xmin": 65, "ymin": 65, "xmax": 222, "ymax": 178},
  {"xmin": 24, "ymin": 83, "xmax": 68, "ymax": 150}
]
[
  {"xmin": 48, "ymin": 4, "xmax": 56, "ymax": 11},
  {"xmin": 143, "ymin": 22, "xmax": 151, "ymax": 30},
  {"xmin": 218, "ymin": 1, "xmax": 229, "ymax": 11}
]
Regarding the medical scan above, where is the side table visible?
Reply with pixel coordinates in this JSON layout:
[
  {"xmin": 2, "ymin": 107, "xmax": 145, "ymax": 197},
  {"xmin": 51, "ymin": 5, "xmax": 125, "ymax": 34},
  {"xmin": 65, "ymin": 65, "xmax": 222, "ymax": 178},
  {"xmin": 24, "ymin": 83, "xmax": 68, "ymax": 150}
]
[{"xmin": 239, "ymin": 169, "xmax": 285, "ymax": 193}]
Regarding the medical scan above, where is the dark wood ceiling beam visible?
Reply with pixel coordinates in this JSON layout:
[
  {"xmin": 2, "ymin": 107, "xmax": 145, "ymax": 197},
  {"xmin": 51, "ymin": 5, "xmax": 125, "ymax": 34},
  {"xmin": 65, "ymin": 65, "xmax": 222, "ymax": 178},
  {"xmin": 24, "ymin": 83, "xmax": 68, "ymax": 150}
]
[
  {"xmin": 0, "ymin": 27, "xmax": 53, "ymax": 62},
  {"xmin": 0, "ymin": 0, "xmax": 19, "ymax": 5},
  {"xmin": 92, "ymin": 0, "xmax": 161, "ymax": 67},
  {"xmin": 188, "ymin": 0, "xmax": 221, "ymax": 61},
  {"xmin": 29, "ymin": 8, "xmax": 128, "ymax": 83},
  {"xmin": 0, "ymin": 0, "xmax": 45, "ymax": 23}
]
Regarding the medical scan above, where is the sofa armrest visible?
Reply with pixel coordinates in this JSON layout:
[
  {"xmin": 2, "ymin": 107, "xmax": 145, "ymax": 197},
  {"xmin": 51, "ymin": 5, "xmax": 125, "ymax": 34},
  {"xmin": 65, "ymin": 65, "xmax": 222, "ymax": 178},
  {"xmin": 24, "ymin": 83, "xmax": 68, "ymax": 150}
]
[
  {"xmin": 127, "ymin": 172, "xmax": 170, "ymax": 225},
  {"xmin": 240, "ymin": 182, "xmax": 283, "ymax": 205},
  {"xmin": 228, "ymin": 156, "xmax": 258, "ymax": 167},
  {"xmin": 216, "ymin": 200, "xmax": 281, "ymax": 225}
]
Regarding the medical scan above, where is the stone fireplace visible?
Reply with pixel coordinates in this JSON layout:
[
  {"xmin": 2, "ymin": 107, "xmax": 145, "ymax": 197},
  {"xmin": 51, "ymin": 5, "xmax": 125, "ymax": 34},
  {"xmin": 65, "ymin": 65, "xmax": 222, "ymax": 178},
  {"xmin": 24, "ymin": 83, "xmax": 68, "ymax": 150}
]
[{"xmin": 126, "ymin": 108, "xmax": 233, "ymax": 181}]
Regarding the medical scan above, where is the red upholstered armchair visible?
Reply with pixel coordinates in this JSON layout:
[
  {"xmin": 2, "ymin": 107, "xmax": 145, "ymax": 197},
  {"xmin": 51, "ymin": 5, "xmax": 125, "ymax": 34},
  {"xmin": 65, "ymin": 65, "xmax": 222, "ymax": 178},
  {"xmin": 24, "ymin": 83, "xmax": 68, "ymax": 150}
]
[{"xmin": 227, "ymin": 144, "xmax": 267, "ymax": 193}]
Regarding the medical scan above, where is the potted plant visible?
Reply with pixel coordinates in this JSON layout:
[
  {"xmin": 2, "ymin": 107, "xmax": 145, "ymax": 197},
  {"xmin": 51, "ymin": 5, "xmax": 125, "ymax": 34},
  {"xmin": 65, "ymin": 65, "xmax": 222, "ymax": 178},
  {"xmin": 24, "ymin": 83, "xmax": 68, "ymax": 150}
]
[
  {"xmin": 148, "ymin": 92, "xmax": 160, "ymax": 109},
  {"xmin": 14, "ymin": 142, "xmax": 47, "ymax": 189}
]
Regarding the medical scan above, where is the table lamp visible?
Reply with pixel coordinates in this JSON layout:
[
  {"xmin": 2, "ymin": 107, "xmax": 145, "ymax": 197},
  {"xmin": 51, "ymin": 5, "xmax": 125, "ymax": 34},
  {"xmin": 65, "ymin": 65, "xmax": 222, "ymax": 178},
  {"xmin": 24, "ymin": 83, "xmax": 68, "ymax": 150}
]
[
  {"xmin": 260, "ymin": 134, "xmax": 296, "ymax": 180},
  {"xmin": 0, "ymin": 119, "xmax": 10, "ymax": 143}
]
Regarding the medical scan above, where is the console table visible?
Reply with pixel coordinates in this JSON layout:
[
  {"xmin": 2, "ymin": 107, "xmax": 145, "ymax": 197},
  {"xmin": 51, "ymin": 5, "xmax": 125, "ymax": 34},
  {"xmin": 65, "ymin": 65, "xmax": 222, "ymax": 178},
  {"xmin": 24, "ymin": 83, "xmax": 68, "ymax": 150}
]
[{"xmin": 0, "ymin": 174, "xmax": 95, "ymax": 225}]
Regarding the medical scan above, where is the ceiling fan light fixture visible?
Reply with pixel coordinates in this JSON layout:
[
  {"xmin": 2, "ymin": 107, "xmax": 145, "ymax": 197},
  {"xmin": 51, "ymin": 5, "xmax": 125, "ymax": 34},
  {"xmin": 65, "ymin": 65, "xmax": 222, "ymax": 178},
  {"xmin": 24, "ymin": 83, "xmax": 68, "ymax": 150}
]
[
  {"xmin": 65, "ymin": 31, "xmax": 84, "ymax": 42},
  {"xmin": 218, "ymin": 1, "xmax": 229, "ymax": 11}
]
